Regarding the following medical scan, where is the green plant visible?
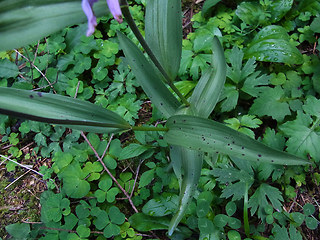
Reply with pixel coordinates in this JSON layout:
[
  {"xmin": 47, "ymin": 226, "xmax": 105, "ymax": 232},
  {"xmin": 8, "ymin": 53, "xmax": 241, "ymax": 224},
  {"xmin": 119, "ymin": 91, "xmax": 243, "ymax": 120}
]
[{"xmin": 0, "ymin": 0, "xmax": 317, "ymax": 239}]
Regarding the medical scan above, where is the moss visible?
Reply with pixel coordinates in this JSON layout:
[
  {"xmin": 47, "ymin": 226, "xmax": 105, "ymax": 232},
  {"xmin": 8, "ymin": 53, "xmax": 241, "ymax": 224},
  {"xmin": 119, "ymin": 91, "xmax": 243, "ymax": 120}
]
[{"xmin": 0, "ymin": 170, "xmax": 42, "ymax": 238}]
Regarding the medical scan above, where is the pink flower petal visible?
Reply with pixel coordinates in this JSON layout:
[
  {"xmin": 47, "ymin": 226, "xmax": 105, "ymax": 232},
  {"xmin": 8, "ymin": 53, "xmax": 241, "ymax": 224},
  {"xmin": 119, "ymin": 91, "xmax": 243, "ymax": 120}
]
[
  {"xmin": 82, "ymin": 0, "xmax": 98, "ymax": 36},
  {"xmin": 106, "ymin": 0, "xmax": 123, "ymax": 23}
]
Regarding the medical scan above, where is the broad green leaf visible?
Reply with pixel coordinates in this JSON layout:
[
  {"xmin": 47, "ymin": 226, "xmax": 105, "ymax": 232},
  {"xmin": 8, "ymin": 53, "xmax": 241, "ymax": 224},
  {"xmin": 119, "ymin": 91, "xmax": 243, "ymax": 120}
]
[
  {"xmin": 5, "ymin": 223, "xmax": 30, "ymax": 239},
  {"xmin": 190, "ymin": 54, "xmax": 211, "ymax": 80},
  {"xmin": 245, "ymin": 25, "xmax": 303, "ymax": 64},
  {"xmin": 104, "ymin": 223, "xmax": 120, "ymax": 238},
  {"xmin": 227, "ymin": 230, "xmax": 241, "ymax": 240},
  {"xmin": 268, "ymin": 0, "xmax": 293, "ymax": 22},
  {"xmin": 0, "ymin": 87, "xmax": 130, "ymax": 133},
  {"xmin": 305, "ymin": 217, "xmax": 318, "ymax": 230},
  {"xmin": 228, "ymin": 217, "xmax": 241, "ymax": 230},
  {"xmin": 249, "ymin": 86, "xmax": 291, "ymax": 121},
  {"xmin": 197, "ymin": 200, "xmax": 211, "ymax": 218},
  {"xmin": 40, "ymin": 192, "xmax": 70, "ymax": 223},
  {"xmin": 297, "ymin": 0, "xmax": 320, "ymax": 15},
  {"xmin": 202, "ymin": 0, "xmax": 222, "ymax": 17},
  {"xmin": 52, "ymin": 152, "xmax": 73, "ymax": 173},
  {"xmin": 0, "ymin": 0, "xmax": 109, "ymax": 51},
  {"xmin": 145, "ymin": 0, "xmax": 182, "ymax": 80},
  {"xmin": 224, "ymin": 115, "xmax": 262, "ymax": 139},
  {"xmin": 0, "ymin": 59, "xmax": 19, "ymax": 78},
  {"xmin": 59, "ymin": 163, "xmax": 90, "ymax": 198},
  {"xmin": 303, "ymin": 95, "xmax": 320, "ymax": 118},
  {"xmin": 109, "ymin": 206, "xmax": 125, "ymax": 225},
  {"xmin": 143, "ymin": 194, "xmax": 179, "ymax": 217},
  {"xmin": 198, "ymin": 218, "xmax": 215, "ymax": 234},
  {"xmin": 64, "ymin": 213, "xmax": 78, "ymax": 230},
  {"xmin": 164, "ymin": 115, "xmax": 309, "ymax": 165},
  {"xmin": 129, "ymin": 213, "xmax": 170, "ymax": 232},
  {"xmin": 98, "ymin": 177, "xmax": 112, "ymax": 192},
  {"xmin": 288, "ymin": 225, "xmax": 303, "ymax": 240},
  {"xmin": 303, "ymin": 203, "xmax": 315, "ymax": 216},
  {"xmin": 213, "ymin": 214, "xmax": 228, "ymax": 228},
  {"xmin": 226, "ymin": 202, "xmax": 237, "ymax": 216},
  {"xmin": 190, "ymin": 37, "xmax": 226, "ymax": 118},
  {"xmin": 119, "ymin": 143, "xmax": 149, "ymax": 160},
  {"xmin": 91, "ymin": 207, "xmax": 109, "ymax": 230},
  {"xmin": 76, "ymin": 225, "xmax": 90, "ymax": 238},
  {"xmin": 106, "ymin": 187, "xmax": 119, "ymax": 202},
  {"xmin": 310, "ymin": 16, "xmax": 320, "ymax": 33},
  {"xmin": 139, "ymin": 169, "xmax": 155, "ymax": 188},
  {"xmin": 95, "ymin": 189, "xmax": 107, "ymax": 203},
  {"xmin": 272, "ymin": 224, "xmax": 303, "ymax": 240},
  {"xmin": 193, "ymin": 27, "xmax": 222, "ymax": 53},
  {"xmin": 290, "ymin": 212, "xmax": 305, "ymax": 226},
  {"xmin": 235, "ymin": 2, "xmax": 266, "ymax": 26},
  {"xmin": 257, "ymin": 162, "xmax": 284, "ymax": 182},
  {"xmin": 212, "ymin": 166, "xmax": 254, "ymax": 201},
  {"xmin": 248, "ymin": 183, "xmax": 283, "ymax": 220},
  {"xmin": 117, "ymin": 31, "xmax": 181, "ymax": 118},
  {"xmin": 227, "ymin": 47, "xmax": 257, "ymax": 84},
  {"xmin": 280, "ymin": 111, "xmax": 320, "ymax": 161},
  {"xmin": 219, "ymin": 84, "xmax": 239, "ymax": 112},
  {"xmin": 173, "ymin": 81, "xmax": 197, "ymax": 99},
  {"xmin": 168, "ymin": 149, "xmax": 203, "ymax": 236}
]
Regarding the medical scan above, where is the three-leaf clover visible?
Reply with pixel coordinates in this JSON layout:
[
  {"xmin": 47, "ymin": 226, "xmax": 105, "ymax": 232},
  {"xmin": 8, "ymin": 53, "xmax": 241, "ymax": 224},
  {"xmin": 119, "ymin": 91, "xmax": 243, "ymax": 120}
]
[{"xmin": 94, "ymin": 175, "xmax": 119, "ymax": 203}]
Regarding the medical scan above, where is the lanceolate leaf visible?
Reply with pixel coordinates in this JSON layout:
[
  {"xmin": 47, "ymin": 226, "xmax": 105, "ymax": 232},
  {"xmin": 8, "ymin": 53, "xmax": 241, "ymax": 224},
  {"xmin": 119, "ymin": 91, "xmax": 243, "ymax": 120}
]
[
  {"xmin": 168, "ymin": 149, "xmax": 203, "ymax": 236},
  {"xmin": 0, "ymin": 87, "xmax": 131, "ymax": 133},
  {"xmin": 245, "ymin": 25, "xmax": 303, "ymax": 64},
  {"xmin": 164, "ymin": 115, "xmax": 309, "ymax": 165},
  {"xmin": 0, "ymin": 0, "xmax": 108, "ymax": 51},
  {"xmin": 190, "ymin": 37, "xmax": 226, "ymax": 118},
  {"xmin": 145, "ymin": 0, "xmax": 182, "ymax": 80},
  {"xmin": 118, "ymin": 31, "xmax": 181, "ymax": 118},
  {"xmin": 169, "ymin": 146, "xmax": 183, "ymax": 187}
]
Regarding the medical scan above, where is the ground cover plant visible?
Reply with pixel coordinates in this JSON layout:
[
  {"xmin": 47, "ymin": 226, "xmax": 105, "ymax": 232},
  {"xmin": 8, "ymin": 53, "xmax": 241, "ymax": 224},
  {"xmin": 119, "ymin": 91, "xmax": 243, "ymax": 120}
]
[{"xmin": 0, "ymin": 0, "xmax": 320, "ymax": 239}]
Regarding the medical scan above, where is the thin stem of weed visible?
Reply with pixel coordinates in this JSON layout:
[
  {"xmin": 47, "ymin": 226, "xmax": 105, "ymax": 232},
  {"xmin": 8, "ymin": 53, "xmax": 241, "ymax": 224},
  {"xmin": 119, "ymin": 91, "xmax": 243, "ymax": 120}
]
[
  {"xmin": 130, "ymin": 159, "xmax": 144, "ymax": 198},
  {"xmin": 119, "ymin": 0, "xmax": 190, "ymax": 106},
  {"xmin": 81, "ymin": 132, "xmax": 139, "ymax": 213},
  {"xmin": 0, "ymin": 154, "xmax": 43, "ymax": 177},
  {"xmin": 14, "ymin": 49, "xmax": 57, "ymax": 93}
]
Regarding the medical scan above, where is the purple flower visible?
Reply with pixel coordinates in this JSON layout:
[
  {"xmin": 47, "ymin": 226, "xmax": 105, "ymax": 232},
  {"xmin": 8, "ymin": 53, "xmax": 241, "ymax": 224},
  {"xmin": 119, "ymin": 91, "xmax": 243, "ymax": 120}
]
[{"xmin": 82, "ymin": 0, "xmax": 123, "ymax": 36}]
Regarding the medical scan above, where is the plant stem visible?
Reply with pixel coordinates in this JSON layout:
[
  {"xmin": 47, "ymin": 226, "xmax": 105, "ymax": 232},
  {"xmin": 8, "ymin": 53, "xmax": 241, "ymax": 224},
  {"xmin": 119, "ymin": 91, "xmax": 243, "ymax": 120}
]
[
  {"xmin": 131, "ymin": 125, "xmax": 168, "ymax": 132},
  {"xmin": 119, "ymin": 0, "xmax": 190, "ymax": 106},
  {"xmin": 81, "ymin": 132, "xmax": 139, "ymax": 213}
]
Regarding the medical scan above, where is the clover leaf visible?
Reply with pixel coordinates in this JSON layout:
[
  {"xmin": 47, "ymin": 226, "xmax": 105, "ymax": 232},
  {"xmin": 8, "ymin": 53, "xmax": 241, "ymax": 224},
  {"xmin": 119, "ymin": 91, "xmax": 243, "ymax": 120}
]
[{"xmin": 94, "ymin": 175, "xmax": 119, "ymax": 203}]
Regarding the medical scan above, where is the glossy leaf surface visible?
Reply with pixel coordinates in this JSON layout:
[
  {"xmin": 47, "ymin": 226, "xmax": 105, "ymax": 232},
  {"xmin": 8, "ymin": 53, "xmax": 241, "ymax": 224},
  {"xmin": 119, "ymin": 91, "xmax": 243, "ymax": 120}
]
[
  {"xmin": 269, "ymin": 0, "xmax": 293, "ymax": 22},
  {"xmin": 165, "ymin": 115, "xmax": 309, "ymax": 165},
  {"xmin": 190, "ymin": 37, "xmax": 226, "ymax": 118},
  {"xmin": 145, "ymin": 0, "xmax": 182, "ymax": 80},
  {"xmin": 235, "ymin": 2, "xmax": 266, "ymax": 26},
  {"xmin": 0, "ymin": 87, "xmax": 130, "ymax": 133},
  {"xmin": 118, "ymin": 31, "xmax": 181, "ymax": 118},
  {"xmin": 0, "ymin": 0, "xmax": 108, "ymax": 51},
  {"xmin": 245, "ymin": 25, "xmax": 303, "ymax": 64}
]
